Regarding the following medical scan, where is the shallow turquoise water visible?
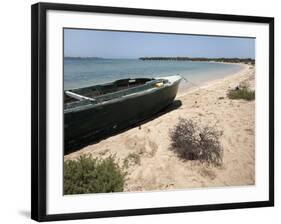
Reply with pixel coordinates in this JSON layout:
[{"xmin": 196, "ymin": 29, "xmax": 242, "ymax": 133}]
[{"xmin": 64, "ymin": 58, "xmax": 243, "ymax": 90}]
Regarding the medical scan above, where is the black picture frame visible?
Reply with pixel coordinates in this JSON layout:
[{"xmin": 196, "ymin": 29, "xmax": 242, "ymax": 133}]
[{"xmin": 31, "ymin": 2, "xmax": 274, "ymax": 222}]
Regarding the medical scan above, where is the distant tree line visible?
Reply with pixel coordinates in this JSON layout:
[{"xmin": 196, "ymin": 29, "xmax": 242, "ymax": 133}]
[{"xmin": 139, "ymin": 57, "xmax": 255, "ymax": 65}]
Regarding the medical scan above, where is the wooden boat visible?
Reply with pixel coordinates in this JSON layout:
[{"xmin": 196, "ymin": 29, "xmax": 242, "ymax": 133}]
[{"xmin": 64, "ymin": 75, "xmax": 182, "ymax": 153}]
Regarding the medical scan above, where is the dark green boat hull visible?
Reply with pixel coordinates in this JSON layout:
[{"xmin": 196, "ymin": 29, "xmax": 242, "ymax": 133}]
[{"xmin": 64, "ymin": 79, "xmax": 180, "ymax": 153}]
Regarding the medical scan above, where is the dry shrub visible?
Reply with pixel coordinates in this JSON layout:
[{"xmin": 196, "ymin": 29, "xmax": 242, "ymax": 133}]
[{"xmin": 170, "ymin": 118, "xmax": 223, "ymax": 166}]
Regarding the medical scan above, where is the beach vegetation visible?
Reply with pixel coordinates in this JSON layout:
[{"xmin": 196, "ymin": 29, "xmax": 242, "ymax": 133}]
[
  {"xmin": 227, "ymin": 86, "xmax": 255, "ymax": 101},
  {"xmin": 64, "ymin": 155, "xmax": 126, "ymax": 194},
  {"xmin": 170, "ymin": 118, "xmax": 223, "ymax": 166}
]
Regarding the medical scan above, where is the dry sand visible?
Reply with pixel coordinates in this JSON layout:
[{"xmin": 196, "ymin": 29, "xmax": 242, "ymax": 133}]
[{"xmin": 64, "ymin": 64, "xmax": 255, "ymax": 192}]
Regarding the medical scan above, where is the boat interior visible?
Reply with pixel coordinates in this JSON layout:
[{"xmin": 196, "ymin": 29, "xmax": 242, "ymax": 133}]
[{"xmin": 64, "ymin": 78, "xmax": 167, "ymax": 105}]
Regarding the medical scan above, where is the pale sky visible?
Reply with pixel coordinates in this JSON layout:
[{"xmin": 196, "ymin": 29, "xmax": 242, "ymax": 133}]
[{"xmin": 64, "ymin": 29, "xmax": 255, "ymax": 59}]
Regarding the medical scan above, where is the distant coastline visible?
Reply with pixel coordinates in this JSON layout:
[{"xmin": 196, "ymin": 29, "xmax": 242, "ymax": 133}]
[
  {"xmin": 139, "ymin": 57, "xmax": 255, "ymax": 65},
  {"xmin": 64, "ymin": 56, "xmax": 255, "ymax": 65}
]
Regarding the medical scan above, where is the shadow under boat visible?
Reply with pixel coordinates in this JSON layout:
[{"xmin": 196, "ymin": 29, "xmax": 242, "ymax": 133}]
[{"xmin": 64, "ymin": 76, "xmax": 182, "ymax": 155}]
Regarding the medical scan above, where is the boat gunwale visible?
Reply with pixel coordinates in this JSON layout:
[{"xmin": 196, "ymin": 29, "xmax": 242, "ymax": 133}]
[
  {"xmin": 69, "ymin": 79, "xmax": 162, "ymax": 101},
  {"xmin": 65, "ymin": 77, "xmax": 154, "ymax": 94},
  {"xmin": 64, "ymin": 76, "xmax": 181, "ymax": 113}
]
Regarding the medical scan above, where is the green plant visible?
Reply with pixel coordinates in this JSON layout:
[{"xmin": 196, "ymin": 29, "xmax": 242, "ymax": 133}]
[
  {"xmin": 170, "ymin": 118, "xmax": 223, "ymax": 166},
  {"xmin": 64, "ymin": 155, "xmax": 126, "ymax": 195},
  {"xmin": 227, "ymin": 86, "xmax": 255, "ymax": 101}
]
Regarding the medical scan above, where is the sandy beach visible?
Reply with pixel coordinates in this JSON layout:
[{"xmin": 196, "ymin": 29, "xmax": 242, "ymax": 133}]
[{"xmin": 64, "ymin": 64, "xmax": 255, "ymax": 192}]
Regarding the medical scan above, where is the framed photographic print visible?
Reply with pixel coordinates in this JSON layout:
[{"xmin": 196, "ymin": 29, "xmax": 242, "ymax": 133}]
[{"xmin": 31, "ymin": 2, "xmax": 274, "ymax": 222}]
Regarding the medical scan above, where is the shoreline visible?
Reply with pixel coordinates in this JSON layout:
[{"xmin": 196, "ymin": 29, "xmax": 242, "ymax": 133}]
[
  {"xmin": 177, "ymin": 63, "xmax": 249, "ymax": 97},
  {"xmin": 64, "ymin": 60, "xmax": 246, "ymax": 90},
  {"xmin": 64, "ymin": 63, "xmax": 255, "ymax": 192}
]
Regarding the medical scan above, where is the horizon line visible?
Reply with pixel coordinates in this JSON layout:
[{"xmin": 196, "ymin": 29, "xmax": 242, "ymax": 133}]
[{"xmin": 64, "ymin": 56, "xmax": 255, "ymax": 60}]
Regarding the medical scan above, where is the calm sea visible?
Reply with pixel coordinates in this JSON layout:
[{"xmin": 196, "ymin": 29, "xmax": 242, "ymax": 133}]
[{"xmin": 64, "ymin": 58, "xmax": 243, "ymax": 90}]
